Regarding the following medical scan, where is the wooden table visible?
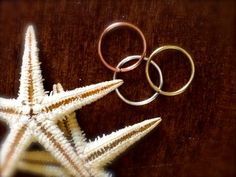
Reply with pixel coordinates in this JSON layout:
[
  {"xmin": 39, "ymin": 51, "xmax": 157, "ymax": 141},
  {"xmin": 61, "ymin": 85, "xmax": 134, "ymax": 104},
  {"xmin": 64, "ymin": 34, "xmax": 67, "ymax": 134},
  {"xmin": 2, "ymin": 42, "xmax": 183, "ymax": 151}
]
[{"xmin": 0, "ymin": 1, "xmax": 235, "ymax": 177}]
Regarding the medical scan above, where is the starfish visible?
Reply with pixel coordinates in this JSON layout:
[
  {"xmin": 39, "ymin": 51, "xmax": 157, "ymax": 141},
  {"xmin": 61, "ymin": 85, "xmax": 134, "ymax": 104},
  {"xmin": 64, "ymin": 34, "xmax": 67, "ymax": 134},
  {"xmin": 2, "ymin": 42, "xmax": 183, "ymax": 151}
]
[
  {"xmin": 0, "ymin": 25, "xmax": 123, "ymax": 177},
  {"xmin": 17, "ymin": 83, "xmax": 162, "ymax": 177}
]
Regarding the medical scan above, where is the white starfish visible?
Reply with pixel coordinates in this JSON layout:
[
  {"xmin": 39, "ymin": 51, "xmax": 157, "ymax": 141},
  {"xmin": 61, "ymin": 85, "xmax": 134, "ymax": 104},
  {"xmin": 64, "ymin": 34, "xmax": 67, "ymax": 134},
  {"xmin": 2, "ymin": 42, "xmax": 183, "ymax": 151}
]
[
  {"xmin": 17, "ymin": 83, "xmax": 161, "ymax": 177},
  {"xmin": 0, "ymin": 25, "xmax": 123, "ymax": 177}
]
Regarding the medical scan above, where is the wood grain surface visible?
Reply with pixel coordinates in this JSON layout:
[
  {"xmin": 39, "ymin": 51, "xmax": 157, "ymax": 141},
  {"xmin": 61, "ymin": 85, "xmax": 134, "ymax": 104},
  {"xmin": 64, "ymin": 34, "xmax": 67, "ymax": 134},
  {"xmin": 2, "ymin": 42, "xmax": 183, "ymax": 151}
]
[{"xmin": 0, "ymin": 1, "xmax": 235, "ymax": 177}]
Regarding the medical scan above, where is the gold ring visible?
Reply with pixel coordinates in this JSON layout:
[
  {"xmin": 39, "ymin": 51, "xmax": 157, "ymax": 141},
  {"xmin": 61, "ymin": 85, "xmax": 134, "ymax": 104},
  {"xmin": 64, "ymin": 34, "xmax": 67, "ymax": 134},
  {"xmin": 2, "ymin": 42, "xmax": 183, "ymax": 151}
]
[{"xmin": 145, "ymin": 45, "xmax": 195, "ymax": 96}]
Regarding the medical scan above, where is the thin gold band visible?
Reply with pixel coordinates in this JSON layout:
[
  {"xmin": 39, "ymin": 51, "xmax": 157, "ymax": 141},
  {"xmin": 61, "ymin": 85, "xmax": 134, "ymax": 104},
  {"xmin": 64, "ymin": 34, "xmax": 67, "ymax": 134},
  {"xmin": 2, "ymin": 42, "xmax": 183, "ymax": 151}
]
[{"xmin": 145, "ymin": 45, "xmax": 195, "ymax": 96}]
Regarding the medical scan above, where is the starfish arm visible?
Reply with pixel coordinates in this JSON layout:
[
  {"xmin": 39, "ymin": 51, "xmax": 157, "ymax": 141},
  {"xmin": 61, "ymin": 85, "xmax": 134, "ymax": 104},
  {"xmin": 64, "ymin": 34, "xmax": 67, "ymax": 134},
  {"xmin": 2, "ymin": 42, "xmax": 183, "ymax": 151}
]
[
  {"xmin": 17, "ymin": 161, "xmax": 70, "ymax": 177},
  {"xmin": 18, "ymin": 25, "xmax": 45, "ymax": 104},
  {"xmin": 19, "ymin": 151, "xmax": 74, "ymax": 177},
  {"xmin": 83, "ymin": 117, "xmax": 161, "ymax": 168},
  {"xmin": 33, "ymin": 120, "xmax": 92, "ymax": 177},
  {"xmin": 0, "ymin": 98, "xmax": 21, "ymax": 124},
  {"xmin": 53, "ymin": 83, "xmax": 87, "ymax": 152},
  {"xmin": 21, "ymin": 151, "xmax": 57, "ymax": 163},
  {"xmin": 0, "ymin": 124, "xmax": 32, "ymax": 177},
  {"xmin": 42, "ymin": 80, "xmax": 123, "ymax": 122},
  {"xmin": 57, "ymin": 113, "xmax": 87, "ymax": 153},
  {"xmin": 19, "ymin": 151, "xmax": 112, "ymax": 177}
]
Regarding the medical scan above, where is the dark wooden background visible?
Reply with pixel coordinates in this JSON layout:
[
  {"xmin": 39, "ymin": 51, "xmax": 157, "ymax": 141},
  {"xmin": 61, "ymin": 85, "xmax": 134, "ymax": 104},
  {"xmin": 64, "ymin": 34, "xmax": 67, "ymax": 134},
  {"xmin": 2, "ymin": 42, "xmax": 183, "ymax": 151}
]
[{"xmin": 0, "ymin": 1, "xmax": 235, "ymax": 177}]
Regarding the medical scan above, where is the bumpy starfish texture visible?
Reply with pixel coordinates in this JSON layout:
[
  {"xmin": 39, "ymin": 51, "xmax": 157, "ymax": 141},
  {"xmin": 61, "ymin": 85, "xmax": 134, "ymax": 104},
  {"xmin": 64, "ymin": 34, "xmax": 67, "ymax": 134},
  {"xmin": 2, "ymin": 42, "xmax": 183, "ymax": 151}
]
[
  {"xmin": 18, "ymin": 83, "xmax": 161, "ymax": 177},
  {"xmin": 0, "ymin": 26, "xmax": 123, "ymax": 177}
]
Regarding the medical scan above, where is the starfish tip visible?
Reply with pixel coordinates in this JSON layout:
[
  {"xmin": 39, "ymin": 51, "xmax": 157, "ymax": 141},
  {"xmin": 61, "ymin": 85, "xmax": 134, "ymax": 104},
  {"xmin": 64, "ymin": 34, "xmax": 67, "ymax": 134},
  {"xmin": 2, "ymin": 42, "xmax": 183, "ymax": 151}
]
[
  {"xmin": 26, "ymin": 25, "xmax": 35, "ymax": 33},
  {"xmin": 25, "ymin": 25, "xmax": 36, "ymax": 41},
  {"xmin": 147, "ymin": 117, "xmax": 162, "ymax": 127},
  {"xmin": 113, "ymin": 79, "xmax": 123, "ymax": 87}
]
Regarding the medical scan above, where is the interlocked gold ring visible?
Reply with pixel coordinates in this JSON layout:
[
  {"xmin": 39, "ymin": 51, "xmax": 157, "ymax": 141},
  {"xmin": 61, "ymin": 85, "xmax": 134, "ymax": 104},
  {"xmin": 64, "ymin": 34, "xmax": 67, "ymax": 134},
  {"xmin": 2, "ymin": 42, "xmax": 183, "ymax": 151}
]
[
  {"xmin": 113, "ymin": 55, "xmax": 163, "ymax": 106},
  {"xmin": 98, "ymin": 22, "xmax": 147, "ymax": 72},
  {"xmin": 145, "ymin": 45, "xmax": 195, "ymax": 96}
]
